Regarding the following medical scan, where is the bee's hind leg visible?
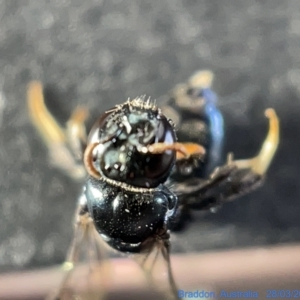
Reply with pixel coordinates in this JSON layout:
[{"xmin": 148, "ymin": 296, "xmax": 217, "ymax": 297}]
[
  {"xmin": 172, "ymin": 108, "xmax": 279, "ymax": 211},
  {"xmin": 27, "ymin": 81, "xmax": 87, "ymax": 180},
  {"xmin": 233, "ymin": 108, "xmax": 279, "ymax": 176}
]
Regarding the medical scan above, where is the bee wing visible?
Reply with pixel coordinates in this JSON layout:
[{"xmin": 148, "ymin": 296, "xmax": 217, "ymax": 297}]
[
  {"xmin": 134, "ymin": 236, "xmax": 179, "ymax": 300},
  {"xmin": 46, "ymin": 204, "xmax": 111, "ymax": 300}
]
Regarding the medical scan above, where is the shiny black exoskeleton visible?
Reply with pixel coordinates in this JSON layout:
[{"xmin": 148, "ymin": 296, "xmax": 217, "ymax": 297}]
[
  {"xmin": 84, "ymin": 98, "xmax": 178, "ymax": 252},
  {"xmin": 85, "ymin": 177, "xmax": 176, "ymax": 252},
  {"xmin": 88, "ymin": 99, "xmax": 176, "ymax": 188}
]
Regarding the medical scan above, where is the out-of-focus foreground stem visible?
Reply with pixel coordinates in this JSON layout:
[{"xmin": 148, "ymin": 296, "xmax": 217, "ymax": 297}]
[{"xmin": 0, "ymin": 244, "xmax": 300, "ymax": 300}]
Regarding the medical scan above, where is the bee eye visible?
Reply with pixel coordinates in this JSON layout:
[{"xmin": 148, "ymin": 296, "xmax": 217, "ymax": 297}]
[
  {"xmin": 87, "ymin": 111, "xmax": 114, "ymax": 144},
  {"xmin": 138, "ymin": 116, "xmax": 176, "ymax": 187},
  {"xmin": 155, "ymin": 117, "xmax": 175, "ymax": 144}
]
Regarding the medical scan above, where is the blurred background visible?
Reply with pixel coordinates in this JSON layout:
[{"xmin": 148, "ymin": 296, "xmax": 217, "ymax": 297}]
[{"xmin": 0, "ymin": 0, "xmax": 299, "ymax": 293}]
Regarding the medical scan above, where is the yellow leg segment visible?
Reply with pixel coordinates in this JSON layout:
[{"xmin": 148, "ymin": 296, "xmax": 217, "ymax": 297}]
[
  {"xmin": 27, "ymin": 81, "xmax": 86, "ymax": 180},
  {"xmin": 188, "ymin": 70, "xmax": 214, "ymax": 89},
  {"xmin": 66, "ymin": 106, "xmax": 89, "ymax": 159},
  {"xmin": 234, "ymin": 108, "xmax": 279, "ymax": 175},
  {"xmin": 27, "ymin": 81, "xmax": 66, "ymax": 146}
]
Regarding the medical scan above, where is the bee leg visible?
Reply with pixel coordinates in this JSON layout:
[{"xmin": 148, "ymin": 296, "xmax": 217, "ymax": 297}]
[
  {"xmin": 47, "ymin": 197, "xmax": 108, "ymax": 300},
  {"xmin": 170, "ymin": 70, "xmax": 214, "ymax": 111},
  {"xmin": 66, "ymin": 106, "xmax": 89, "ymax": 160},
  {"xmin": 173, "ymin": 108, "xmax": 279, "ymax": 211},
  {"xmin": 188, "ymin": 70, "xmax": 214, "ymax": 89},
  {"xmin": 135, "ymin": 228, "xmax": 179, "ymax": 300},
  {"xmin": 232, "ymin": 108, "xmax": 279, "ymax": 176},
  {"xmin": 45, "ymin": 203, "xmax": 90, "ymax": 300},
  {"xmin": 27, "ymin": 81, "xmax": 86, "ymax": 180}
]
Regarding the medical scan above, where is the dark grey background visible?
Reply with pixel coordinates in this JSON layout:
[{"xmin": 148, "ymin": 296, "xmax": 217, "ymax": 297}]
[{"xmin": 0, "ymin": 0, "xmax": 299, "ymax": 272}]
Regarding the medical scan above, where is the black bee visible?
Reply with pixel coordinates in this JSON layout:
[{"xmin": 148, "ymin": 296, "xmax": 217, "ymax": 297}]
[{"xmin": 27, "ymin": 70, "xmax": 279, "ymax": 300}]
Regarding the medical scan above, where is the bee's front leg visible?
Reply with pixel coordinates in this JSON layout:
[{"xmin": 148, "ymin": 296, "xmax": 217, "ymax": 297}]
[{"xmin": 27, "ymin": 81, "xmax": 87, "ymax": 180}]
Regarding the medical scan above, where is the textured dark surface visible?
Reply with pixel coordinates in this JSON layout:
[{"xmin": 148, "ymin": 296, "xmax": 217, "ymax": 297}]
[{"xmin": 0, "ymin": 0, "xmax": 299, "ymax": 272}]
